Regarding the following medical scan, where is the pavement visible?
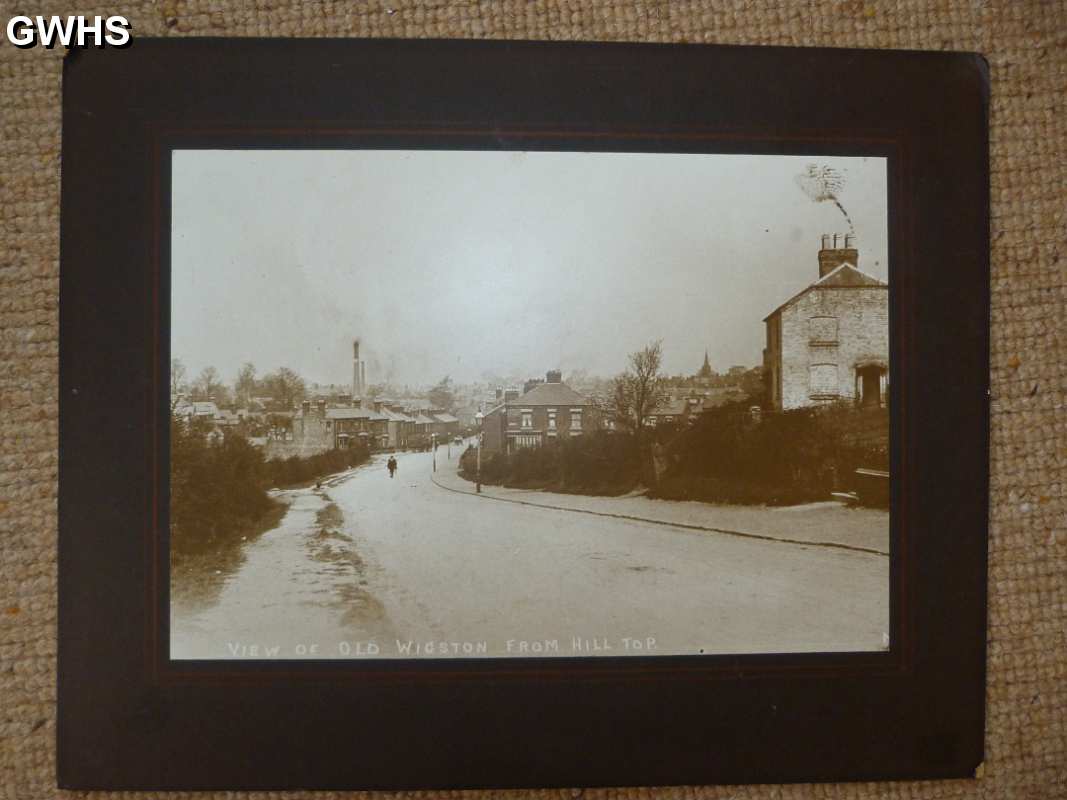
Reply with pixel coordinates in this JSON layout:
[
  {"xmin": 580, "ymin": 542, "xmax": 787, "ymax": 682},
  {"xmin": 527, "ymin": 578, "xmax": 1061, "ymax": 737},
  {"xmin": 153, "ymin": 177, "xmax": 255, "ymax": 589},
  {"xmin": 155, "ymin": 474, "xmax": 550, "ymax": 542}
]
[
  {"xmin": 432, "ymin": 447, "xmax": 890, "ymax": 556},
  {"xmin": 171, "ymin": 445, "xmax": 889, "ymax": 660}
]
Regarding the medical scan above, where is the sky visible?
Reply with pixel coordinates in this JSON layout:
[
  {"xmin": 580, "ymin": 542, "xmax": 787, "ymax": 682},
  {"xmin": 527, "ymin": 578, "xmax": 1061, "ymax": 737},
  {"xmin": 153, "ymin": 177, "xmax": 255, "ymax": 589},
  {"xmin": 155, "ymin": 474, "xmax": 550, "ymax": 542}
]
[{"xmin": 171, "ymin": 150, "xmax": 887, "ymax": 388}]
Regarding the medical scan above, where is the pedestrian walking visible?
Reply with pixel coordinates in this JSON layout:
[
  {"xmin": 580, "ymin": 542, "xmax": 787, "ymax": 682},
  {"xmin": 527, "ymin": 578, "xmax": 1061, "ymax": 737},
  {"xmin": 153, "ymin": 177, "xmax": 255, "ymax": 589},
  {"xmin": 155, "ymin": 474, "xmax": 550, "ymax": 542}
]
[{"xmin": 387, "ymin": 456, "xmax": 397, "ymax": 479}]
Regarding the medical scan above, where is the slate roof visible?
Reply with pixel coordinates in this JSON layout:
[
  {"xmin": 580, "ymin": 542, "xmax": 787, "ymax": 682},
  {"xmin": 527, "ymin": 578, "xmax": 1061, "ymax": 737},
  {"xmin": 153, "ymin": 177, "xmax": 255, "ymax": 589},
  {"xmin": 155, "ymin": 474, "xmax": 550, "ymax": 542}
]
[
  {"xmin": 513, "ymin": 382, "xmax": 590, "ymax": 406},
  {"xmin": 432, "ymin": 412, "xmax": 459, "ymax": 423},
  {"xmin": 325, "ymin": 407, "xmax": 388, "ymax": 421},
  {"xmin": 763, "ymin": 263, "xmax": 888, "ymax": 321},
  {"xmin": 649, "ymin": 398, "xmax": 690, "ymax": 417},
  {"xmin": 483, "ymin": 402, "xmax": 506, "ymax": 417},
  {"xmin": 177, "ymin": 400, "xmax": 220, "ymax": 417}
]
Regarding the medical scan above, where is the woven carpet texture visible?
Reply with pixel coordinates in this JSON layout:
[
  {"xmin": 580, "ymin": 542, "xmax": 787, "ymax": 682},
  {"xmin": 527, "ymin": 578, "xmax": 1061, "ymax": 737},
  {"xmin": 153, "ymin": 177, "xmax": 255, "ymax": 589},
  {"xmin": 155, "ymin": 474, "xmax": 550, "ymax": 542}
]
[{"xmin": 0, "ymin": 1, "xmax": 1064, "ymax": 798}]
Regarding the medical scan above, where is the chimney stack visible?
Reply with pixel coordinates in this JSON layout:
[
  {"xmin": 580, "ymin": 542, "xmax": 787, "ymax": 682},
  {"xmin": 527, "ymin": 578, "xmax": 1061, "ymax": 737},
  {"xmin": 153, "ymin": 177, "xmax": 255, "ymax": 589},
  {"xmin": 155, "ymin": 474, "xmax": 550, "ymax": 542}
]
[
  {"xmin": 546, "ymin": 369, "xmax": 562, "ymax": 383},
  {"xmin": 818, "ymin": 233, "xmax": 859, "ymax": 278},
  {"xmin": 504, "ymin": 389, "xmax": 520, "ymax": 402}
]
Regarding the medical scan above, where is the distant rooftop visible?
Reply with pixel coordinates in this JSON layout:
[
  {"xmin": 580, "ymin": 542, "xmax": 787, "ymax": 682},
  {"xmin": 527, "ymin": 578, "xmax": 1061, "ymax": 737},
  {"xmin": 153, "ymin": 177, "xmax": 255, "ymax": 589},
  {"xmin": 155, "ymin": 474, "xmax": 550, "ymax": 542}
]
[{"xmin": 514, "ymin": 382, "xmax": 590, "ymax": 406}]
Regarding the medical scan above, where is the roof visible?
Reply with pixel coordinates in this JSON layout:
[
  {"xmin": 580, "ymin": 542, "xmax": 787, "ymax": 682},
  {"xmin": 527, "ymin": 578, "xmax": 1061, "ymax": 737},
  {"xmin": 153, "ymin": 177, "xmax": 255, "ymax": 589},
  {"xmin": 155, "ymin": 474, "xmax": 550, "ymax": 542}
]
[
  {"xmin": 763, "ymin": 263, "xmax": 887, "ymax": 321},
  {"xmin": 413, "ymin": 413, "xmax": 437, "ymax": 425},
  {"xmin": 513, "ymin": 382, "xmax": 590, "ymax": 407},
  {"xmin": 325, "ymin": 407, "xmax": 388, "ymax": 421},
  {"xmin": 649, "ymin": 398, "xmax": 689, "ymax": 417},
  {"xmin": 432, "ymin": 412, "xmax": 459, "ymax": 423}
]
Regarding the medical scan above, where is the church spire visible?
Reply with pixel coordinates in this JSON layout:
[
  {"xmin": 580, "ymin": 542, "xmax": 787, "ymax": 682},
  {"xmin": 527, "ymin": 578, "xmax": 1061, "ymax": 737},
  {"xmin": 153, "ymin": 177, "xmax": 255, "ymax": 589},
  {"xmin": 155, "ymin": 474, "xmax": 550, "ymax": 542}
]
[{"xmin": 698, "ymin": 349, "xmax": 713, "ymax": 379}]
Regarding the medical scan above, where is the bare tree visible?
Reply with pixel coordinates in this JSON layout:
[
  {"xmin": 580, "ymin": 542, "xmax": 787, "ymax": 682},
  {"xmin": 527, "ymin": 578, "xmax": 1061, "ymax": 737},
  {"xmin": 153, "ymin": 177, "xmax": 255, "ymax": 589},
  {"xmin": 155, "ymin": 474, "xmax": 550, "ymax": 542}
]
[
  {"xmin": 170, "ymin": 358, "xmax": 187, "ymax": 397},
  {"xmin": 612, "ymin": 340, "xmax": 663, "ymax": 434},
  {"xmin": 261, "ymin": 367, "xmax": 306, "ymax": 410},
  {"xmin": 428, "ymin": 375, "xmax": 455, "ymax": 411},
  {"xmin": 193, "ymin": 365, "xmax": 230, "ymax": 404},
  {"xmin": 234, "ymin": 362, "xmax": 257, "ymax": 407}
]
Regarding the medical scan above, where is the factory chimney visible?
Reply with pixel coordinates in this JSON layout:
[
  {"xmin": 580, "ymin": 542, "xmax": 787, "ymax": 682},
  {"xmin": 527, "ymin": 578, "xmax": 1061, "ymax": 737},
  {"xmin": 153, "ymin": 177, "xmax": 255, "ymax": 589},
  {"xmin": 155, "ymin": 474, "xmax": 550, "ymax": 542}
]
[{"xmin": 352, "ymin": 338, "xmax": 365, "ymax": 400}]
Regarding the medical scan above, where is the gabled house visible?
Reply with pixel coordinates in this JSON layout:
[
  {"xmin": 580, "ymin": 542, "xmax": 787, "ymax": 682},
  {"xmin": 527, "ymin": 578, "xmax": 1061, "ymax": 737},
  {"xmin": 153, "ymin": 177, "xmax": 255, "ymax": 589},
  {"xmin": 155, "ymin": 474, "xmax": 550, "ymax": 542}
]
[
  {"xmin": 480, "ymin": 371, "xmax": 599, "ymax": 454},
  {"xmin": 763, "ymin": 234, "xmax": 889, "ymax": 411}
]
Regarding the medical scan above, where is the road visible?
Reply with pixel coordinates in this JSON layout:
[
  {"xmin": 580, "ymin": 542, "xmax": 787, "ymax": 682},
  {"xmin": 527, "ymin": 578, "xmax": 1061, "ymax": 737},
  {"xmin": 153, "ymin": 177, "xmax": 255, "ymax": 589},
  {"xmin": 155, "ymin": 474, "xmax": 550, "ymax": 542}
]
[{"xmin": 171, "ymin": 445, "xmax": 888, "ymax": 659}]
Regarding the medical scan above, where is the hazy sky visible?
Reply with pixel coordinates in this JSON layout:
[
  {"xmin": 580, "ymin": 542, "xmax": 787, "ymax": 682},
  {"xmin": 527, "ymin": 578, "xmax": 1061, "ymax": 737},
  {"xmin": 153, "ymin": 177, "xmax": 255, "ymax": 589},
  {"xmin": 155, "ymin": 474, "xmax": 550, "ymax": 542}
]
[{"xmin": 172, "ymin": 150, "xmax": 887, "ymax": 387}]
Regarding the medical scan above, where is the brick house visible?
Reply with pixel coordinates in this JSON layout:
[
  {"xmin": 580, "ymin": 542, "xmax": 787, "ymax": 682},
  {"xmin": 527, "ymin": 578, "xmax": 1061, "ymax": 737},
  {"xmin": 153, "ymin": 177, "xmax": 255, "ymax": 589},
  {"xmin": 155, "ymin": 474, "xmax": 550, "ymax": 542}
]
[
  {"xmin": 480, "ymin": 371, "xmax": 599, "ymax": 454},
  {"xmin": 371, "ymin": 402, "xmax": 415, "ymax": 450},
  {"xmin": 645, "ymin": 397, "xmax": 696, "ymax": 428},
  {"xmin": 763, "ymin": 234, "xmax": 889, "ymax": 411},
  {"xmin": 429, "ymin": 412, "xmax": 460, "ymax": 438},
  {"xmin": 286, "ymin": 401, "xmax": 390, "ymax": 453},
  {"xmin": 329, "ymin": 406, "xmax": 389, "ymax": 449}
]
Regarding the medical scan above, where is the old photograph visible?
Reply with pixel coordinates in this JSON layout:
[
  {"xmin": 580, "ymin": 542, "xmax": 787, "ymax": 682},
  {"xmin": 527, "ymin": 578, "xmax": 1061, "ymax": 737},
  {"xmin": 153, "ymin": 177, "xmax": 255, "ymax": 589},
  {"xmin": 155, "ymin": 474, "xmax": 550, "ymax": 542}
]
[{"xmin": 169, "ymin": 149, "xmax": 890, "ymax": 660}]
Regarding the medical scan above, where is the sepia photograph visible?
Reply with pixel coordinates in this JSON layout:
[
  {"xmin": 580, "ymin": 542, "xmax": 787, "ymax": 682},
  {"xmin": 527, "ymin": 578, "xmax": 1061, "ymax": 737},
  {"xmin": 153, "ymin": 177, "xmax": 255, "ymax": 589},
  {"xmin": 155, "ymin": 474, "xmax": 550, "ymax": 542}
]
[{"xmin": 168, "ymin": 149, "xmax": 891, "ymax": 660}]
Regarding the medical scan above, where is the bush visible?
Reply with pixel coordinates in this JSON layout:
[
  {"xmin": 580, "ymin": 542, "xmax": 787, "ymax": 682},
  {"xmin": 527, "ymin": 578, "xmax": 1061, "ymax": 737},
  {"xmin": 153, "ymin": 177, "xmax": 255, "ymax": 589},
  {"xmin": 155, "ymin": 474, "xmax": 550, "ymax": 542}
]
[
  {"xmin": 650, "ymin": 401, "xmax": 888, "ymax": 505},
  {"xmin": 262, "ymin": 444, "xmax": 371, "ymax": 489},
  {"xmin": 170, "ymin": 413, "xmax": 370, "ymax": 557},
  {"xmin": 458, "ymin": 433, "xmax": 642, "ymax": 496}
]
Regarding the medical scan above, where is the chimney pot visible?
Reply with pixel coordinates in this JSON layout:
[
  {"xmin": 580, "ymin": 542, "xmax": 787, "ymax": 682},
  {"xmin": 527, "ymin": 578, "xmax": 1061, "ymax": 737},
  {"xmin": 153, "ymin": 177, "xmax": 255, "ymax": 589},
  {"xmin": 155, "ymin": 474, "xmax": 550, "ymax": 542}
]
[{"xmin": 817, "ymin": 233, "xmax": 859, "ymax": 278}]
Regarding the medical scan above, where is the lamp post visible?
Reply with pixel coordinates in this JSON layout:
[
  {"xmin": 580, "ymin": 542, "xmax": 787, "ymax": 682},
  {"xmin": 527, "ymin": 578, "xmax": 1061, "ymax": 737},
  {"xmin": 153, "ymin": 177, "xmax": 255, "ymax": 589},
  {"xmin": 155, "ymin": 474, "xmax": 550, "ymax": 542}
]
[
  {"xmin": 432, "ymin": 432, "xmax": 437, "ymax": 472},
  {"xmin": 474, "ymin": 412, "xmax": 484, "ymax": 493}
]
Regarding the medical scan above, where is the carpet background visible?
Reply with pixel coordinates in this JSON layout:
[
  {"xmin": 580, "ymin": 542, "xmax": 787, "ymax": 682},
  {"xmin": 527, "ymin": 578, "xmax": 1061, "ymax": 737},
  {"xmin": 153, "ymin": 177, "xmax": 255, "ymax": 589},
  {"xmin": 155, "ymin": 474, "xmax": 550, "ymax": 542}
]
[{"xmin": 0, "ymin": 1, "xmax": 1063, "ymax": 798}]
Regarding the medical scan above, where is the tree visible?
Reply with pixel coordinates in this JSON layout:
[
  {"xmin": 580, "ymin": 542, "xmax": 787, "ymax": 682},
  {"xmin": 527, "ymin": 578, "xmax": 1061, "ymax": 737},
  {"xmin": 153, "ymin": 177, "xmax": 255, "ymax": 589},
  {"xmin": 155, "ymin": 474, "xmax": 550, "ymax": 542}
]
[
  {"xmin": 192, "ymin": 365, "xmax": 230, "ymax": 404},
  {"xmin": 428, "ymin": 375, "xmax": 455, "ymax": 411},
  {"xmin": 234, "ymin": 362, "xmax": 257, "ymax": 407},
  {"xmin": 171, "ymin": 358, "xmax": 187, "ymax": 398},
  {"xmin": 612, "ymin": 340, "xmax": 664, "ymax": 434},
  {"xmin": 261, "ymin": 367, "xmax": 306, "ymax": 410},
  {"xmin": 366, "ymin": 382, "xmax": 401, "ymax": 401},
  {"xmin": 739, "ymin": 366, "xmax": 765, "ymax": 404}
]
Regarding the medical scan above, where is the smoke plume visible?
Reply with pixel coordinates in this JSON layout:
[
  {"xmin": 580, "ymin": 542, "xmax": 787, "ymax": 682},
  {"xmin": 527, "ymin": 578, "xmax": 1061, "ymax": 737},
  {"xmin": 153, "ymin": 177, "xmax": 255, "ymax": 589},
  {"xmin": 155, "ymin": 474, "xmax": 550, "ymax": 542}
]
[{"xmin": 795, "ymin": 164, "xmax": 854, "ymax": 234}]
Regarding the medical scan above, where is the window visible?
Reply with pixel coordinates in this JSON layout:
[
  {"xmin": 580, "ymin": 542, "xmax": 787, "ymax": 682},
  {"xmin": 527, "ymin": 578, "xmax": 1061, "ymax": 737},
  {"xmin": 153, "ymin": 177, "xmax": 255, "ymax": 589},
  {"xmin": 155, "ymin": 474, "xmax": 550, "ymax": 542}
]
[
  {"xmin": 570, "ymin": 410, "xmax": 582, "ymax": 430},
  {"xmin": 548, "ymin": 411, "xmax": 557, "ymax": 430},
  {"xmin": 809, "ymin": 363, "xmax": 839, "ymax": 397},
  {"xmin": 521, "ymin": 412, "xmax": 533, "ymax": 429},
  {"xmin": 809, "ymin": 316, "xmax": 838, "ymax": 345}
]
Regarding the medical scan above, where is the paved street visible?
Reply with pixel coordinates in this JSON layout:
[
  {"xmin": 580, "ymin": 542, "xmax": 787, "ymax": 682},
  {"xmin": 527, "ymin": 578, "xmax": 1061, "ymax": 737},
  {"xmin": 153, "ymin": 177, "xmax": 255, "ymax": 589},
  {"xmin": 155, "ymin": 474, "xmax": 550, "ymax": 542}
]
[{"xmin": 171, "ymin": 446, "xmax": 889, "ymax": 660}]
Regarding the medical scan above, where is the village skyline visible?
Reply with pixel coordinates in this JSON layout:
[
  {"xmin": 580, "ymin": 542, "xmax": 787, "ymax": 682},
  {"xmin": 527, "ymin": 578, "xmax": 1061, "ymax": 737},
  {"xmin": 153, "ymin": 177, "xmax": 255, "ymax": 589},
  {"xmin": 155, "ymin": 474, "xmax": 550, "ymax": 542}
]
[{"xmin": 171, "ymin": 150, "xmax": 888, "ymax": 387}]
